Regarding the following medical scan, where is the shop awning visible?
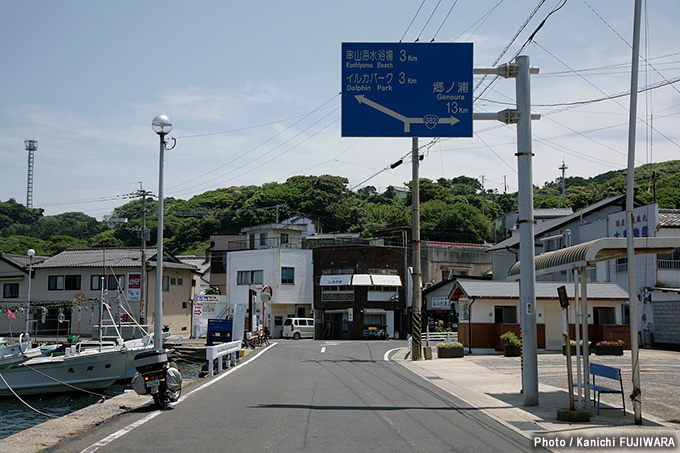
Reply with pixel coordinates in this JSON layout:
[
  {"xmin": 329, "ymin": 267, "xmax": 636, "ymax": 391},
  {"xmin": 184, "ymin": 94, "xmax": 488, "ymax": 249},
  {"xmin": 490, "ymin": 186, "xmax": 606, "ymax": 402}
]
[
  {"xmin": 370, "ymin": 275, "xmax": 402, "ymax": 286},
  {"xmin": 363, "ymin": 308, "xmax": 387, "ymax": 314},
  {"xmin": 319, "ymin": 274, "xmax": 352, "ymax": 286},
  {"xmin": 351, "ymin": 274, "xmax": 372, "ymax": 286},
  {"xmin": 324, "ymin": 309, "xmax": 349, "ymax": 314}
]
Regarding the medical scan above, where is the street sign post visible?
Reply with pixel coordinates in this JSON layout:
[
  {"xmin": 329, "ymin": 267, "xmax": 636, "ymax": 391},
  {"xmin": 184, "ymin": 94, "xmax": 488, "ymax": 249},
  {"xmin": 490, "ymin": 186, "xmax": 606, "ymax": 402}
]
[{"xmin": 342, "ymin": 42, "xmax": 473, "ymax": 137}]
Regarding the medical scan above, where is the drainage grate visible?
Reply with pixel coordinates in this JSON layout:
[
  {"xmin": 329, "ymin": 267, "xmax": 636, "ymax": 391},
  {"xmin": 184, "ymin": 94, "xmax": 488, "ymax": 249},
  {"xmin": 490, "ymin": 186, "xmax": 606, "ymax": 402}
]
[{"xmin": 507, "ymin": 421, "xmax": 546, "ymax": 431}]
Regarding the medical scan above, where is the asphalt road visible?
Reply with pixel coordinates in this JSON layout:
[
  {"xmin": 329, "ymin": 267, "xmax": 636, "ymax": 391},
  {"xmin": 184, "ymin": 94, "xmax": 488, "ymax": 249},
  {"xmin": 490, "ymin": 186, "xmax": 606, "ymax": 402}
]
[{"xmin": 50, "ymin": 340, "xmax": 539, "ymax": 453}]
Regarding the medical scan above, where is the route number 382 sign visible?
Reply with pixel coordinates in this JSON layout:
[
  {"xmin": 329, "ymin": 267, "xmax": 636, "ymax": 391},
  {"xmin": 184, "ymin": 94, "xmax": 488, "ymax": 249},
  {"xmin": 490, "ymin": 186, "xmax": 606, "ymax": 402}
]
[{"xmin": 342, "ymin": 42, "xmax": 473, "ymax": 138}]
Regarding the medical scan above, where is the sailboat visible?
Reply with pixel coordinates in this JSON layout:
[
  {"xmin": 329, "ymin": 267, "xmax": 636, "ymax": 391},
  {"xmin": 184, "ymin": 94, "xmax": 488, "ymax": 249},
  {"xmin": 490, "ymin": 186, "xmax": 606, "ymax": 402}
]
[{"xmin": 0, "ymin": 274, "xmax": 155, "ymax": 396}]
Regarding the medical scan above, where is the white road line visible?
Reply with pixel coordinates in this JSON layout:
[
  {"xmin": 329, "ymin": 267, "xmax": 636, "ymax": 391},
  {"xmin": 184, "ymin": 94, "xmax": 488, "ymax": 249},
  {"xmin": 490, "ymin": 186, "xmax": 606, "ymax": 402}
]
[
  {"xmin": 320, "ymin": 347, "xmax": 326, "ymax": 353},
  {"xmin": 80, "ymin": 342, "xmax": 277, "ymax": 453},
  {"xmin": 384, "ymin": 348, "xmax": 402, "ymax": 362}
]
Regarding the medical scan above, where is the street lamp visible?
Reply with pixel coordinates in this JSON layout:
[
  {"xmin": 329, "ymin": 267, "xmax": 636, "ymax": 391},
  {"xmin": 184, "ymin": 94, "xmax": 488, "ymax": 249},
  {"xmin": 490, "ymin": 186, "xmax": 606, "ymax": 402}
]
[
  {"xmin": 25, "ymin": 249, "xmax": 35, "ymax": 335},
  {"xmin": 152, "ymin": 114, "xmax": 175, "ymax": 350}
]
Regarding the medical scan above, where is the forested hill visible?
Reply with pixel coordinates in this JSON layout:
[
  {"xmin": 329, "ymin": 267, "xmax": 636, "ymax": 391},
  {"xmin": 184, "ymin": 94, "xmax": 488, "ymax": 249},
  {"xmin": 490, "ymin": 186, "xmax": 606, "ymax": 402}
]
[{"xmin": 1, "ymin": 160, "xmax": 679, "ymax": 256}]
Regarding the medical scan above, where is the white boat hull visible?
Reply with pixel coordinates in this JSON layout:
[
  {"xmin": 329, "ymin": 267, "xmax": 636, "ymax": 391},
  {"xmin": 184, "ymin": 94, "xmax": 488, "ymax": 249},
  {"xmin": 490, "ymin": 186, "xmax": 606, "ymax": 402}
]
[{"xmin": 0, "ymin": 341, "xmax": 150, "ymax": 396}]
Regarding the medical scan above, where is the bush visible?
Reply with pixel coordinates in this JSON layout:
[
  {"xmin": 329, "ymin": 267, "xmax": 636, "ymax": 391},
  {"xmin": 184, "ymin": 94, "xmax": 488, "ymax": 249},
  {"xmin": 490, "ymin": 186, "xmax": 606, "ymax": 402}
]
[
  {"xmin": 436, "ymin": 342, "xmax": 463, "ymax": 349},
  {"xmin": 500, "ymin": 331, "xmax": 521, "ymax": 348}
]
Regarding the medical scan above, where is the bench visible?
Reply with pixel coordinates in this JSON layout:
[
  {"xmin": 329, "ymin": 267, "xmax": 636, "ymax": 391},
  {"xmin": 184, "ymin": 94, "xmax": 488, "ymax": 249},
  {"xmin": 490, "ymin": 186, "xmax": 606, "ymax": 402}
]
[{"xmin": 589, "ymin": 362, "xmax": 625, "ymax": 415}]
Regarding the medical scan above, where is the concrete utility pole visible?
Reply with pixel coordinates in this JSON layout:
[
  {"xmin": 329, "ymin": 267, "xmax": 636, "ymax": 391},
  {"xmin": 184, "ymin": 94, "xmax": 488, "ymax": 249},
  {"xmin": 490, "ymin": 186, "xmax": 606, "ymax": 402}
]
[
  {"xmin": 558, "ymin": 161, "xmax": 568, "ymax": 208},
  {"xmin": 473, "ymin": 58, "xmax": 540, "ymax": 406},
  {"xmin": 515, "ymin": 55, "xmax": 539, "ymax": 406},
  {"xmin": 626, "ymin": 0, "xmax": 643, "ymax": 425},
  {"xmin": 411, "ymin": 137, "xmax": 422, "ymax": 361}
]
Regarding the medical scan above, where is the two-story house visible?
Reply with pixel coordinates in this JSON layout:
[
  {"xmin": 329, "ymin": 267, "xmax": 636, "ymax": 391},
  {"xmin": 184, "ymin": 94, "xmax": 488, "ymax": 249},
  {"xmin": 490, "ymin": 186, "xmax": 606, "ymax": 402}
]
[{"xmin": 0, "ymin": 248, "xmax": 196, "ymax": 338}]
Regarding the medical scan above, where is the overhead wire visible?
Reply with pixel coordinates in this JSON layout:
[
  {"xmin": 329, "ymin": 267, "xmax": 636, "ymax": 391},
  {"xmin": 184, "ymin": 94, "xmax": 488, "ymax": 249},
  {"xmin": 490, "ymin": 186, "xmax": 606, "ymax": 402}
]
[
  {"xmin": 430, "ymin": 0, "xmax": 459, "ymax": 42},
  {"xmin": 415, "ymin": 0, "xmax": 442, "ymax": 42},
  {"xmin": 400, "ymin": 0, "xmax": 427, "ymax": 42},
  {"xmin": 166, "ymin": 92, "xmax": 340, "ymax": 192}
]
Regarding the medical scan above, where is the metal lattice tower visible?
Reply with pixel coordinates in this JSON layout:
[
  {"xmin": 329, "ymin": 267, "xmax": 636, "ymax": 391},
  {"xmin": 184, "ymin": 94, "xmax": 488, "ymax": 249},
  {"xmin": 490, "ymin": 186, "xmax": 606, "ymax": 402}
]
[{"xmin": 25, "ymin": 140, "xmax": 38, "ymax": 209}]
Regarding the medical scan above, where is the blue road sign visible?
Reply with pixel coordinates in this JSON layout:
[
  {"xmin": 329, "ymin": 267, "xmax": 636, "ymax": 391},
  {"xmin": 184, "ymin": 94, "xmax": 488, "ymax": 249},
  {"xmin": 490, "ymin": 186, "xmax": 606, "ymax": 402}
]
[{"xmin": 342, "ymin": 42, "xmax": 473, "ymax": 138}]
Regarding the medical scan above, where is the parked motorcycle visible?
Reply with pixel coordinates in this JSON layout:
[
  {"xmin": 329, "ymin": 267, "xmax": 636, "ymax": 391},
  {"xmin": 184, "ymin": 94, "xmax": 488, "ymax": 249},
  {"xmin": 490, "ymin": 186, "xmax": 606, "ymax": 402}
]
[{"xmin": 132, "ymin": 348, "xmax": 182, "ymax": 410}]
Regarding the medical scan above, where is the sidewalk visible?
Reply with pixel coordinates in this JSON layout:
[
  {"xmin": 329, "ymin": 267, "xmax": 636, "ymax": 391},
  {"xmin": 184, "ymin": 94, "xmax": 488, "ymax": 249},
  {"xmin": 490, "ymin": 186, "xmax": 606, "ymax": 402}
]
[{"xmin": 394, "ymin": 349, "xmax": 680, "ymax": 451}]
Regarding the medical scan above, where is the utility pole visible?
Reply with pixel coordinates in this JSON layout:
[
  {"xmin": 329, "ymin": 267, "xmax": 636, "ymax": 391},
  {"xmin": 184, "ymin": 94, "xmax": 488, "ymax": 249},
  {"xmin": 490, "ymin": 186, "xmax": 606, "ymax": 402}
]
[
  {"xmin": 130, "ymin": 184, "xmax": 153, "ymax": 325},
  {"xmin": 626, "ymin": 0, "xmax": 643, "ymax": 425},
  {"xmin": 558, "ymin": 160, "xmax": 568, "ymax": 208},
  {"xmin": 411, "ymin": 137, "xmax": 422, "ymax": 361},
  {"xmin": 480, "ymin": 174, "xmax": 486, "ymax": 215}
]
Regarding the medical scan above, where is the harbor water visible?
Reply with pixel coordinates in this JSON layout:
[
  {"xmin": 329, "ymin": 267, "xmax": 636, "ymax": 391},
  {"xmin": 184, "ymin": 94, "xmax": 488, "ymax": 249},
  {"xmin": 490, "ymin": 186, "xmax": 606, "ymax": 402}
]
[{"xmin": 0, "ymin": 360, "xmax": 202, "ymax": 440}]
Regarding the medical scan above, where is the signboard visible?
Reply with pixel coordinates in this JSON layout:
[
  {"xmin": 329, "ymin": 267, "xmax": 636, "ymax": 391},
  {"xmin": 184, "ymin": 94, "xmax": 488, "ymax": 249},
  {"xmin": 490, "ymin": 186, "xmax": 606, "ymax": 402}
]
[
  {"xmin": 232, "ymin": 303, "xmax": 246, "ymax": 343},
  {"xmin": 459, "ymin": 300, "xmax": 470, "ymax": 321},
  {"xmin": 342, "ymin": 42, "xmax": 473, "ymax": 137},
  {"xmin": 126, "ymin": 272, "xmax": 142, "ymax": 302},
  {"xmin": 431, "ymin": 296, "xmax": 452, "ymax": 311},
  {"xmin": 608, "ymin": 205, "xmax": 657, "ymax": 239},
  {"xmin": 192, "ymin": 295, "xmax": 228, "ymax": 337}
]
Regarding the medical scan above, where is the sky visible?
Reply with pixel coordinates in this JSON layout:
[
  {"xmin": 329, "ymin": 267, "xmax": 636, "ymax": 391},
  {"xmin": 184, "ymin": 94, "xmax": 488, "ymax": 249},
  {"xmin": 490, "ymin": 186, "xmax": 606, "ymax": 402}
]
[{"xmin": 1, "ymin": 0, "xmax": 679, "ymax": 220}]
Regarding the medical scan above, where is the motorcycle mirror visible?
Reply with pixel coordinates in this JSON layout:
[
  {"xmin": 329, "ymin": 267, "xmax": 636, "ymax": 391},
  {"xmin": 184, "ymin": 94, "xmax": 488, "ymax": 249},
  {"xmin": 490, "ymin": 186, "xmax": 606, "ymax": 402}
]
[
  {"xmin": 177, "ymin": 337, "xmax": 183, "ymax": 344},
  {"xmin": 142, "ymin": 336, "xmax": 150, "ymax": 345}
]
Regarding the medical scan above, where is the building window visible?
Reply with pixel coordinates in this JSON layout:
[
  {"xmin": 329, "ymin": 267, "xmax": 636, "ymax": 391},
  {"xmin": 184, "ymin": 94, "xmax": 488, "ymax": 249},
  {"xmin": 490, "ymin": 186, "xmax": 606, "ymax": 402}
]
[
  {"xmin": 65, "ymin": 275, "xmax": 81, "ymax": 291},
  {"xmin": 658, "ymin": 248, "xmax": 680, "ymax": 270},
  {"xmin": 281, "ymin": 233, "xmax": 289, "ymax": 245},
  {"xmin": 237, "ymin": 270, "xmax": 263, "ymax": 285},
  {"xmin": 163, "ymin": 276, "xmax": 170, "ymax": 292},
  {"xmin": 177, "ymin": 278, "xmax": 183, "ymax": 285},
  {"xmin": 281, "ymin": 267, "xmax": 295, "ymax": 284},
  {"xmin": 593, "ymin": 307, "xmax": 616, "ymax": 325},
  {"xmin": 615, "ymin": 258, "xmax": 628, "ymax": 273},
  {"xmin": 3, "ymin": 283, "xmax": 19, "ymax": 298},
  {"xmin": 182, "ymin": 302, "xmax": 188, "ymax": 309},
  {"xmin": 48, "ymin": 275, "xmax": 64, "ymax": 291},
  {"xmin": 170, "ymin": 278, "xmax": 176, "ymax": 285},
  {"xmin": 211, "ymin": 253, "xmax": 226, "ymax": 273},
  {"xmin": 259, "ymin": 233, "xmax": 269, "ymax": 248},
  {"xmin": 91, "ymin": 275, "xmax": 124, "ymax": 291},
  {"xmin": 494, "ymin": 306, "xmax": 517, "ymax": 324},
  {"xmin": 321, "ymin": 285, "xmax": 354, "ymax": 301}
]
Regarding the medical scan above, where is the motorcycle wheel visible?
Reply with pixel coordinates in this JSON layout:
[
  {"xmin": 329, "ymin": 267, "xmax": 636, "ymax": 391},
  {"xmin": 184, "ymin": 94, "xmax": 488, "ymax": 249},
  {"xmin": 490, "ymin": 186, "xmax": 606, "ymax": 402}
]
[
  {"xmin": 153, "ymin": 393, "xmax": 168, "ymax": 410},
  {"xmin": 169, "ymin": 385, "xmax": 182, "ymax": 403}
]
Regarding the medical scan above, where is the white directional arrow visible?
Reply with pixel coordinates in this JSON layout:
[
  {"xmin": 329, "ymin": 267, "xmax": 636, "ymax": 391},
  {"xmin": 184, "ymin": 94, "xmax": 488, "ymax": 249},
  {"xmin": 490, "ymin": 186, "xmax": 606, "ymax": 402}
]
[{"xmin": 355, "ymin": 95, "xmax": 459, "ymax": 132}]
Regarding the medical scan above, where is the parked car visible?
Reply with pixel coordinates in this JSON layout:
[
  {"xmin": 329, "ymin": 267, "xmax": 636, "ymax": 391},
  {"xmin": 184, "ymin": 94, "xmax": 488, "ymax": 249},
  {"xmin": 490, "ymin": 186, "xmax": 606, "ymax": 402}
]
[{"xmin": 283, "ymin": 318, "xmax": 314, "ymax": 339}]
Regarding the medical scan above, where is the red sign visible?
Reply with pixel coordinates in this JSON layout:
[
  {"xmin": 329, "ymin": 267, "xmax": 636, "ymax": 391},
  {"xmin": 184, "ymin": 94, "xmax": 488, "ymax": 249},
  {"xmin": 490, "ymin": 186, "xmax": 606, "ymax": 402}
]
[{"xmin": 128, "ymin": 273, "xmax": 142, "ymax": 289}]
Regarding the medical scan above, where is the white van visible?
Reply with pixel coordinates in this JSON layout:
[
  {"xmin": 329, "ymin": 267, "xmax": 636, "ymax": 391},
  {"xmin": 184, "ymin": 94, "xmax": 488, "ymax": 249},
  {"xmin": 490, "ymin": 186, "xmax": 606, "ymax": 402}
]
[{"xmin": 282, "ymin": 318, "xmax": 314, "ymax": 339}]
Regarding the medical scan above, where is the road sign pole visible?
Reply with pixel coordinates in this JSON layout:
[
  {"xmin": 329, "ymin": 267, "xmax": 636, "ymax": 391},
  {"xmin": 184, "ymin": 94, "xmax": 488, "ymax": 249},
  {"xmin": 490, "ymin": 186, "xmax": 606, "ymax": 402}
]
[{"xmin": 411, "ymin": 136, "xmax": 422, "ymax": 361}]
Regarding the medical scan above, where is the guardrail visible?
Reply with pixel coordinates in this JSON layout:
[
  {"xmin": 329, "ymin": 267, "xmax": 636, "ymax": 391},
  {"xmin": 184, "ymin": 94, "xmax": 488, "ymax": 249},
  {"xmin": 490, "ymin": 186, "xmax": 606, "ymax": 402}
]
[
  {"xmin": 205, "ymin": 340, "xmax": 241, "ymax": 376},
  {"xmin": 421, "ymin": 332, "xmax": 458, "ymax": 344}
]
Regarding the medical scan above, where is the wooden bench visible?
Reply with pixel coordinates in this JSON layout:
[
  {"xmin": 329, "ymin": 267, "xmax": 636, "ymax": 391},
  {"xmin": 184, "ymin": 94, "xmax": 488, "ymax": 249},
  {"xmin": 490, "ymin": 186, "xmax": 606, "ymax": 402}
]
[{"xmin": 589, "ymin": 362, "xmax": 625, "ymax": 415}]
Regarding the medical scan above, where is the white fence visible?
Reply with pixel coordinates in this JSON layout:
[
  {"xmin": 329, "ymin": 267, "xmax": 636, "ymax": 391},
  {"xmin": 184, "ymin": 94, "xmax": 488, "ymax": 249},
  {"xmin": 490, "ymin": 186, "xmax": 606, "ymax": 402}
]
[
  {"xmin": 205, "ymin": 340, "xmax": 241, "ymax": 376},
  {"xmin": 421, "ymin": 332, "xmax": 458, "ymax": 344},
  {"xmin": 407, "ymin": 332, "xmax": 459, "ymax": 349}
]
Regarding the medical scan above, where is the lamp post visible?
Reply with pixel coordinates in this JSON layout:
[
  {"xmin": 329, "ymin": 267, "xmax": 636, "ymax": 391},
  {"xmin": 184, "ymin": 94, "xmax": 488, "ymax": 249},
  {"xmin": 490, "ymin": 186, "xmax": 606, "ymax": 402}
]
[
  {"xmin": 25, "ymin": 249, "xmax": 35, "ymax": 334},
  {"xmin": 152, "ymin": 114, "xmax": 174, "ymax": 350}
]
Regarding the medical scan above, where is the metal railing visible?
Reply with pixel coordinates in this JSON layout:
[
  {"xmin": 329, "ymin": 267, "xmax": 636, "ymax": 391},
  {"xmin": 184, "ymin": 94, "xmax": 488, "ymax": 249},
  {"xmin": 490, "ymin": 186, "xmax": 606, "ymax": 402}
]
[{"xmin": 658, "ymin": 260, "xmax": 680, "ymax": 270}]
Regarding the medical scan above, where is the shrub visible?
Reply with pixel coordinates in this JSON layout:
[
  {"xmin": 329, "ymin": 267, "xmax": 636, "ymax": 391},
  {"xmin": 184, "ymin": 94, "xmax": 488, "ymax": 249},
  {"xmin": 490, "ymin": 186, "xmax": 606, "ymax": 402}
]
[
  {"xmin": 500, "ymin": 331, "xmax": 521, "ymax": 348},
  {"xmin": 436, "ymin": 342, "xmax": 463, "ymax": 349}
]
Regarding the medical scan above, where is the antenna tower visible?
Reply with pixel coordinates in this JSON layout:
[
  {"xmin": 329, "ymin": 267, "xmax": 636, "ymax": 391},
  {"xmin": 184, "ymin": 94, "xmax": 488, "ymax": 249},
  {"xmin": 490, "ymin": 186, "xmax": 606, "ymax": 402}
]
[{"xmin": 25, "ymin": 140, "xmax": 38, "ymax": 209}]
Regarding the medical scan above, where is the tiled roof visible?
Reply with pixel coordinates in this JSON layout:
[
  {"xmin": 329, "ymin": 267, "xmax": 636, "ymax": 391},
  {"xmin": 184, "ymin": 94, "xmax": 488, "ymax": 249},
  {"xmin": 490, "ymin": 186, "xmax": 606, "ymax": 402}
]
[
  {"xmin": 659, "ymin": 209, "xmax": 680, "ymax": 228},
  {"xmin": 425, "ymin": 241, "xmax": 490, "ymax": 249},
  {"xmin": 33, "ymin": 248, "xmax": 195, "ymax": 270},
  {"xmin": 534, "ymin": 208, "xmax": 573, "ymax": 218},
  {"xmin": 1, "ymin": 253, "xmax": 49, "ymax": 269},
  {"xmin": 453, "ymin": 278, "xmax": 628, "ymax": 300}
]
